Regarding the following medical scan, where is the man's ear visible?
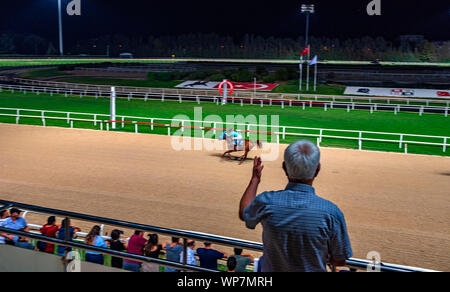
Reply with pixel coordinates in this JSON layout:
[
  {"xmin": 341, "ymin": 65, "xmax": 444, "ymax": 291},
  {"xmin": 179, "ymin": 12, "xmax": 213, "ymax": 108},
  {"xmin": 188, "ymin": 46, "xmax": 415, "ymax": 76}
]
[
  {"xmin": 315, "ymin": 163, "xmax": 321, "ymax": 178},
  {"xmin": 282, "ymin": 162, "xmax": 289, "ymax": 177}
]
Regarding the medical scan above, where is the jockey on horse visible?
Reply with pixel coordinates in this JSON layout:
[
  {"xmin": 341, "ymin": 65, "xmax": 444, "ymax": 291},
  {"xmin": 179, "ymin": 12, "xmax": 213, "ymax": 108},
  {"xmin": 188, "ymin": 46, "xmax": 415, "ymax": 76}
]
[{"xmin": 220, "ymin": 129, "xmax": 263, "ymax": 163}]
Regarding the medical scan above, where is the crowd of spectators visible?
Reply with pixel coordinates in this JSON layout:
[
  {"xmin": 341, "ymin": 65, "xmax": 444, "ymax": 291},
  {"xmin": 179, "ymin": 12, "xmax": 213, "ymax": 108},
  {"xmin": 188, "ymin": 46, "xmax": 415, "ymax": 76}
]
[
  {"xmin": 0, "ymin": 210, "xmax": 254, "ymax": 272},
  {"xmin": 0, "ymin": 139, "xmax": 352, "ymax": 272}
]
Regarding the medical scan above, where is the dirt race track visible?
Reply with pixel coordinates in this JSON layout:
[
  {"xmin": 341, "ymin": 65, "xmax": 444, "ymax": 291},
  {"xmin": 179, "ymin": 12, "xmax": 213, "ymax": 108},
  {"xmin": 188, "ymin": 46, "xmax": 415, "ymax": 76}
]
[{"xmin": 0, "ymin": 123, "xmax": 449, "ymax": 271}]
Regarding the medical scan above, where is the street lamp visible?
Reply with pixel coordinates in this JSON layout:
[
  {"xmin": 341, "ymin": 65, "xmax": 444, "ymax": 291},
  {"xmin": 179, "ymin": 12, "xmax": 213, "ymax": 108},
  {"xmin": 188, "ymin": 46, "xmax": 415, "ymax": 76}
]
[{"xmin": 57, "ymin": 0, "xmax": 64, "ymax": 56}]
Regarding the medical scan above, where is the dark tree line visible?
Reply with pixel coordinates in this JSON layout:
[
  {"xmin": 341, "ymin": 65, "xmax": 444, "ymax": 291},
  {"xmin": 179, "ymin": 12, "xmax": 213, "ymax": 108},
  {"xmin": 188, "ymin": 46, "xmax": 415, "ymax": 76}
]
[{"xmin": 1, "ymin": 32, "xmax": 449, "ymax": 62}]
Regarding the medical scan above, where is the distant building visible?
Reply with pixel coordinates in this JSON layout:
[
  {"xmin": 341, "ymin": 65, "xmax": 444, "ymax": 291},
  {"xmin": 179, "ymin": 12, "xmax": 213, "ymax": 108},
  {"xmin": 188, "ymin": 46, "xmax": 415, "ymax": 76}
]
[{"xmin": 119, "ymin": 52, "xmax": 134, "ymax": 59}]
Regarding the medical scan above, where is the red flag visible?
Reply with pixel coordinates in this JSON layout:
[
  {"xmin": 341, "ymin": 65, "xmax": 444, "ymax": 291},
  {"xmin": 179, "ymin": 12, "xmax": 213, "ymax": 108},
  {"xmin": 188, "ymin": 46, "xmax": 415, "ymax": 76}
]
[{"xmin": 301, "ymin": 45, "xmax": 310, "ymax": 57}]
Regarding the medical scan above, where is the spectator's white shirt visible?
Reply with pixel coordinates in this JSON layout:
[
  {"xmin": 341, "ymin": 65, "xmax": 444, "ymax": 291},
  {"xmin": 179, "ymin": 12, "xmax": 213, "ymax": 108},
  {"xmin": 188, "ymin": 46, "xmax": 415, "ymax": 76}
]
[
  {"xmin": 0, "ymin": 218, "xmax": 7, "ymax": 244},
  {"xmin": 180, "ymin": 247, "xmax": 197, "ymax": 266}
]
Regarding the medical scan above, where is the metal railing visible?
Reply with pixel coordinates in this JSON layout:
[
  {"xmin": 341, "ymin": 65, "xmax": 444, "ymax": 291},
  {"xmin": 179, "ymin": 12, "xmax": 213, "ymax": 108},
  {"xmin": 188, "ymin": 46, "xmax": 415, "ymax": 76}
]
[
  {"xmin": 0, "ymin": 200, "xmax": 438, "ymax": 272},
  {"xmin": 0, "ymin": 107, "xmax": 448, "ymax": 154},
  {"xmin": 0, "ymin": 82, "xmax": 449, "ymax": 116},
  {"xmin": 2, "ymin": 77, "xmax": 450, "ymax": 109}
]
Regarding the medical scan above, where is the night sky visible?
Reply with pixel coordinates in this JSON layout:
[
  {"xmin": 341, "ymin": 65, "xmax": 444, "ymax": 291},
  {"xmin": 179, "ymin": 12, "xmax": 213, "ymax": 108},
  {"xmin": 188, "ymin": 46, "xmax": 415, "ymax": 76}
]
[{"xmin": 1, "ymin": 0, "xmax": 449, "ymax": 45}]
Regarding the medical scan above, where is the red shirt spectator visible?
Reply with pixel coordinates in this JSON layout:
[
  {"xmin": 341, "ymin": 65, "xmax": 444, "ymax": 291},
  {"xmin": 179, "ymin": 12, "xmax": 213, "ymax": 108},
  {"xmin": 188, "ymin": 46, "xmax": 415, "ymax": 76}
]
[
  {"xmin": 124, "ymin": 231, "xmax": 147, "ymax": 265},
  {"xmin": 40, "ymin": 216, "xmax": 59, "ymax": 254}
]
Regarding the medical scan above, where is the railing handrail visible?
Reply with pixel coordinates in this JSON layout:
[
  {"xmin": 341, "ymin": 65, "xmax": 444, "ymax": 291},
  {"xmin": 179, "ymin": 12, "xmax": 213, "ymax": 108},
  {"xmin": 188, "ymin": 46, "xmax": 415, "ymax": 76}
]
[
  {"xmin": 0, "ymin": 107, "xmax": 449, "ymax": 141},
  {"xmin": 4, "ymin": 78, "xmax": 450, "ymax": 104},
  {"xmin": 0, "ymin": 200, "xmax": 439, "ymax": 272}
]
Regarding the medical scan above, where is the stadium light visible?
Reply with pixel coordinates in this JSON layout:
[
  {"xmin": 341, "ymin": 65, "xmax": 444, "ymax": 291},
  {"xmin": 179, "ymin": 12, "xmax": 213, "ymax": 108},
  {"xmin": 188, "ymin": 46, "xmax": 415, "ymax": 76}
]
[{"xmin": 301, "ymin": 4, "xmax": 315, "ymax": 49}]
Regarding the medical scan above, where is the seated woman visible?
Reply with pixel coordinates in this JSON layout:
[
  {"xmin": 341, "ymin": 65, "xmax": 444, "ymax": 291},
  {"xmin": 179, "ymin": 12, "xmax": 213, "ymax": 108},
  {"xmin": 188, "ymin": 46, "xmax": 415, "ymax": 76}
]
[{"xmin": 84, "ymin": 225, "xmax": 108, "ymax": 265}]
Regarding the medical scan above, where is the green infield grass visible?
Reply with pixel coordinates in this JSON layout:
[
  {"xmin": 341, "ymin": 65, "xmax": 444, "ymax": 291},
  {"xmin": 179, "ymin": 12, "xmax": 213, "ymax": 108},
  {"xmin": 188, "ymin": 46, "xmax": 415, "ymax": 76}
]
[{"xmin": 0, "ymin": 90, "xmax": 448, "ymax": 156}]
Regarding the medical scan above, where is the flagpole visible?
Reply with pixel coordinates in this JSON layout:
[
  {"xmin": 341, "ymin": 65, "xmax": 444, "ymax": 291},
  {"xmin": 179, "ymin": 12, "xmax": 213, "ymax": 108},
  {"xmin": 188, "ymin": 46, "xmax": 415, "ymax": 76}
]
[
  {"xmin": 314, "ymin": 61, "xmax": 317, "ymax": 92},
  {"xmin": 306, "ymin": 56, "xmax": 310, "ymax": 91},
  {"xmin": 299, "ymin": 57, "xmax": 303, "ymax": 91}
]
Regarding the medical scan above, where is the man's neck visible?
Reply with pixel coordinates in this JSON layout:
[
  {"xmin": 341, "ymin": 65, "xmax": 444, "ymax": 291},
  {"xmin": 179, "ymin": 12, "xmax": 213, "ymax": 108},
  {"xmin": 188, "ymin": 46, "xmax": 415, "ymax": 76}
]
[{"xmin": 288, "ymin": 179, "xmax": 314, "ymax": 186}]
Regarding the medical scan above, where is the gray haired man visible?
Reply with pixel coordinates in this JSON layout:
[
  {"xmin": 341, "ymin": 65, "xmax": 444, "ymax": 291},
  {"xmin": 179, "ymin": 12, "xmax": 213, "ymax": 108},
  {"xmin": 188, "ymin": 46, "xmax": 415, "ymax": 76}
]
[{"xmin": 239, "ymin": 140, "xmax": 352, "ymax": 272}]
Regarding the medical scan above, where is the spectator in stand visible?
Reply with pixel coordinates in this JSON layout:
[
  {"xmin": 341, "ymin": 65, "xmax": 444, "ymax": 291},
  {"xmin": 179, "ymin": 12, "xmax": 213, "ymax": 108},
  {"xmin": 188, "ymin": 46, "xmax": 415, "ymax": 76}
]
[
  {"xmin": 85, "ymin": 225, "xmax": 108, "ymax": 265},
  {"xmin": 0, "ymin": 208, "xmax": 34, "ymax": 250},
  {"xmin": 0, "ymin": 209, "xmax": 10, "ymax": 245},
  {"xmin": 142, "ymin": 234, "xmax": 164, "ymax": 272},
  {"xmin": 233, "ymin": 248, "xmax": 254, "ymax": 272},
  {"xmin": 239, "ymin": 140, "xmax": 353, "ymax": 272},
  {"xmin": 108, "ymin": 229, "xmax": 127, "ymax": 269},
  {"xmin": 196, "ymin": 242, "xmax": 227, "ymax": 271},
  {"xmin": 227, "ymin": 256, "xmax": 237, "ymax": 272},
  {"xmin": 164, "ymin": 237, "xmax": 183, "ymax": 272},
  {"xmin": 123, "ymin": 230, "xmax": 147, "ymax": 272},
  {"xmin": 57, "ymin": 218, "xmax": 81, "ymax": 256},
  {"xmin": 38, "ymin": 216, "xmax": 59, "ymax": 254},
  {"xmin": 180, "ymin": 240, "xmax": 197, "ymax": 268}
]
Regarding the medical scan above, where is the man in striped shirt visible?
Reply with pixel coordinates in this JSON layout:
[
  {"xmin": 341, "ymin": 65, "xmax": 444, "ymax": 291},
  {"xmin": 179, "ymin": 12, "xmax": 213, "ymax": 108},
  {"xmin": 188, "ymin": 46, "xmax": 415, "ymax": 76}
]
[{"xmin": 239, "ymin": 140, "xmax": 353, "ymax": 272}]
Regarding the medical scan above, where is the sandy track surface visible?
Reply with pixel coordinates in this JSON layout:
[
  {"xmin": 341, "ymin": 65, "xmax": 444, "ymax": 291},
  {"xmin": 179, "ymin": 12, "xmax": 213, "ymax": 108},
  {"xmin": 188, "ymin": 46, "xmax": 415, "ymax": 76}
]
[{"xmin": 0, "ymin": 123, "xmax": 449, "ymax": 271}]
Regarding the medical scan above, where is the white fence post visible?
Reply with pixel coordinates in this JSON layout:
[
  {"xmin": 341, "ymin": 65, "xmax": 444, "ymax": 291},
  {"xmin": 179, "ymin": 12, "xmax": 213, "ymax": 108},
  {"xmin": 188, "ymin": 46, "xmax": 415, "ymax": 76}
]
[
  {"xmin": 168, "ymin": 126, "xmax": 171, "ymax": 136},
  {"xmin": 135, "ymin": 122, "xmax": 138, "ymax": 134},
  {"xmin": 444, "ymin": 138, "xmax": 447, "ymax": 153},
  {"xmin": 405, "ymin": 144, "xmax": 408, "ymax": 154},
  {"xmin": 399, "ymin": 134, "xmax": 403, "ymax": 148},
  {"xmin": 150, "ymin": 119, "xmax": 154, "ymax": 131},
  {"xmin": 359, "ymin": 132, "xmax": 362, "ymax": 150}
]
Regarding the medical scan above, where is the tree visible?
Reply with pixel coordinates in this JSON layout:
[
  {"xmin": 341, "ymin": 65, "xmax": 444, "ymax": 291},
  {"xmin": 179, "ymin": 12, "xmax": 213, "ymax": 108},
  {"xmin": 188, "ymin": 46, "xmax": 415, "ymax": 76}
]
[
  {"xmin": 0, "ymin": 33, "xmax": 15, "ymax": 53},
  {"xmin": 419, "ymin": 40, "xmax": 436, "ymax": 62},
  {"xmin": 46, "ymin": 42, "xmax": 57, "ymax": 55}
]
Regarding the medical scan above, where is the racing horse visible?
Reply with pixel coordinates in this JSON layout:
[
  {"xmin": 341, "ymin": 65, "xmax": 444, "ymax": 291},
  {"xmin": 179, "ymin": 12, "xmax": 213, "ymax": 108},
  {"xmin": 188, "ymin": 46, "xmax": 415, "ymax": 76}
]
[{"xmin": 221, "ymin": 130, "xmax": 263, "ymax": 164}]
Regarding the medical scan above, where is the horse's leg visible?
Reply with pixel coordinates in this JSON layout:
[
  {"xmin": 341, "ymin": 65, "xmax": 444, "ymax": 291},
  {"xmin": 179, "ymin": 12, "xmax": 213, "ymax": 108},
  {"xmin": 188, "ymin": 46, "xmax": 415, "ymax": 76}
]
[
  {"xmin": 222, "ymin": 150, "xmax": 234, "ymax": 157},
  {"xmin": 223, "ymin": 146, "xmax": 238, "ymax": 158},
  {"xmin": 239, "ymin": 142, "xmax": 250, "ymax": 163}
]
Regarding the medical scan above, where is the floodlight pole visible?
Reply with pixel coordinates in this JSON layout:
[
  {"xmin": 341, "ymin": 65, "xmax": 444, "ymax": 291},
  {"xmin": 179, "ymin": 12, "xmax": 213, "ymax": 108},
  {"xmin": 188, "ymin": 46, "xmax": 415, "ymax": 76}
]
[
  {"xmin": 305, "ymin": 12, "xmax": 310, "ymax": 51},
  {"xmin": 301, "ymin": 4, "xmax": 314, "ymax": 91},
  {"xmin": 58, "ymin": 0, "xmax": 64, "ymax": 56}
]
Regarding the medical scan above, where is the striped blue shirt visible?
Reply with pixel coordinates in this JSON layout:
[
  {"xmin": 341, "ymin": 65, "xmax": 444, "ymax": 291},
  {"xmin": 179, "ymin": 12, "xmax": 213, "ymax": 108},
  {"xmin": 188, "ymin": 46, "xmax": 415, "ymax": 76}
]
[{"xmin": 244, "ymin": 183, "xmax": 353, "ymax": 272}]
